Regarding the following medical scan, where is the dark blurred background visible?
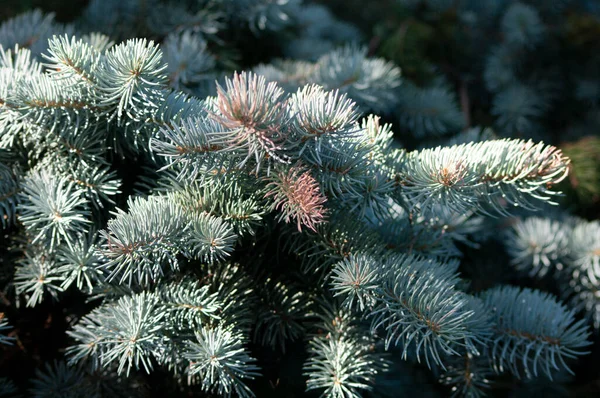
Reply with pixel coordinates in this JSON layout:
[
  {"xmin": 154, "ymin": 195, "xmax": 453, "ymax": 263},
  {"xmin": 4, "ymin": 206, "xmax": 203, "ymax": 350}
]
[
  {"xmin": 0, "ymin": 0, "xmax": 89, "ymax": 22},
  {"xmin": 1, "ymin": 0, "xmax": 386, "ymax": 30}
]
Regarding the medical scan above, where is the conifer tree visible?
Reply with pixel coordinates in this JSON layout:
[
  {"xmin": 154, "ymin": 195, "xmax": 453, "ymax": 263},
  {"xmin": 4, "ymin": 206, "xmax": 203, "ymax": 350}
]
[{"xmin": 0, "ymin": 1, "xmax": 599, "ymax": 397}]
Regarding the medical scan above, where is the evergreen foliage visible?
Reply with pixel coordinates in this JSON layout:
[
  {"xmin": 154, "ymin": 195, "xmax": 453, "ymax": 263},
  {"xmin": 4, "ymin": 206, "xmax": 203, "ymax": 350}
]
[{"xmin": 0, "ymin": 0, "xmax": 599, "ymax": 397}]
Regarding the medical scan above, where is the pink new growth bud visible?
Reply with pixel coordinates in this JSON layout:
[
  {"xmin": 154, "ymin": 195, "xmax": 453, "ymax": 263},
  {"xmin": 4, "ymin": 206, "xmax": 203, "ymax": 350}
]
[
  {"xmin": 266, "ymin": 166, "xmax": 327, "ymax": 232},
  {"xmin": 213, "ymin": 72, "xmax": 288, "ymax": 167}
]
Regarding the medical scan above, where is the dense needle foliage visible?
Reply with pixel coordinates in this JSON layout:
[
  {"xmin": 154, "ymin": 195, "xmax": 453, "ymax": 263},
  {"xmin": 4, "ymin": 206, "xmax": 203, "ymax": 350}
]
[{"xmin": 0, "ymin": 0, "xmax": 600, "ymax": 397}]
